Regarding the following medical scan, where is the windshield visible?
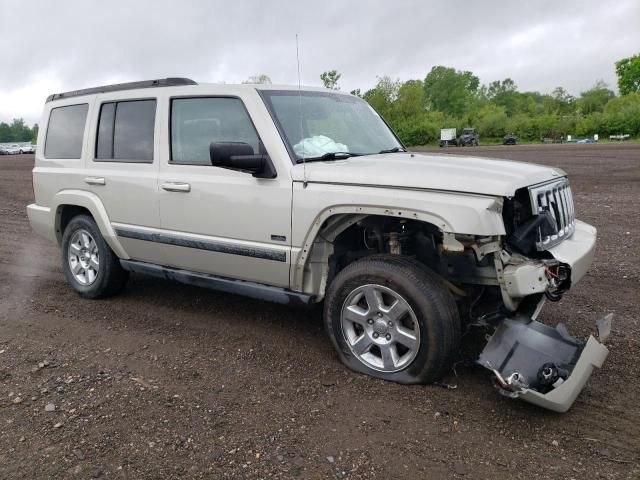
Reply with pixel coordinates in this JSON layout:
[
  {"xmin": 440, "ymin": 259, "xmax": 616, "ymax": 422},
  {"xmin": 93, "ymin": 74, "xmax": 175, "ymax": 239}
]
[{"xmin": 260, "ymin": 90, "xmax": 403, "ymax": 162}]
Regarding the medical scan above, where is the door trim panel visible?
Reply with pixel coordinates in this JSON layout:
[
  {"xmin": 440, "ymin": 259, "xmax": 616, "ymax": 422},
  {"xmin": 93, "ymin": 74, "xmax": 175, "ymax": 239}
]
[{"xmin": 113, "ymin": 223, "xmax": 287, "ymax": 262}]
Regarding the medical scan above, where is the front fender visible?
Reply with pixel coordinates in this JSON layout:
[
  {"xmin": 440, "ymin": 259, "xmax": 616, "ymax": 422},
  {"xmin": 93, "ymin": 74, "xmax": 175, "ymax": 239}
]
[
  {"xmin": 52, "ymin": 190, "xmax": 129, "ymax": 259},
  {"xmin": 290, "ymin": 182, "xmax": 506, "ymax": 294}
]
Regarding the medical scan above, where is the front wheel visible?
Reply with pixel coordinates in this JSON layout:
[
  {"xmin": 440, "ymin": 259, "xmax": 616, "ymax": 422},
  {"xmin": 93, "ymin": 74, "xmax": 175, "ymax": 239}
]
[
  {"xmin": 324, "ymin": 255, "xmax": 461, "ymax": 384},
  {"xmin": 61, "ymin": 215, "xmax": 128, "ymax": 298}
]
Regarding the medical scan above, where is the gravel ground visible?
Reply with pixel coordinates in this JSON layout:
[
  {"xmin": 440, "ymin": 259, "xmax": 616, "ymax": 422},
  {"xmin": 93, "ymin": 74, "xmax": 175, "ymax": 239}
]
[{"xmin": 0, "ymin": 144, "xmax": 638, "ymax": 479}]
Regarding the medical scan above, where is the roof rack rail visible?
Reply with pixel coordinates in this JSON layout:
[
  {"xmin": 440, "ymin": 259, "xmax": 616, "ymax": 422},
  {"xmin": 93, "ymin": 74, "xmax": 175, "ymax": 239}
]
[{"xmin": 45, "ymin": 77, "xmax": 197, "ymax": 103}]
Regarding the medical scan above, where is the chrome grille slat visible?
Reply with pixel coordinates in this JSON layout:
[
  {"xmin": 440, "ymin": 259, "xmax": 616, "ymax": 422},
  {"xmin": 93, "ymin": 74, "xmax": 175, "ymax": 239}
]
[
  {"xmin": 560, "ymin": 187, "xmax": 570, "ymax": 233},
  {"xmin": 556, "ymin": 188, "xmax": 566, "ymax": 231},
  {"xmin": 528, "ymin": 178, "xmax": 576, "ymax": 251}
]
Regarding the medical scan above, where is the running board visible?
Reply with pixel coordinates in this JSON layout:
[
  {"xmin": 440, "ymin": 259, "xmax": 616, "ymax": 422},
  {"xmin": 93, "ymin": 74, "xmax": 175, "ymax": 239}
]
[{"xmin": 120, "ymin": 260, "xmax": 315, "ymax": 306}]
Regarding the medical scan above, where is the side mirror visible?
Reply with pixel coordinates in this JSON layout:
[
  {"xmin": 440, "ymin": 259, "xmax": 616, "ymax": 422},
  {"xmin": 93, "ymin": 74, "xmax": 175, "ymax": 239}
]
[{"xmin": 209, "ymin": 142, "xmax": 276, "ymax": 179}]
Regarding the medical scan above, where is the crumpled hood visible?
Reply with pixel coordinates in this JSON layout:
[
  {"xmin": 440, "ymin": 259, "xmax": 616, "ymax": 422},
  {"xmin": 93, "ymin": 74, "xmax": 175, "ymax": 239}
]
[{"xmin": 291, "ymin": 152, "xmax": 565, "ymax": 197}]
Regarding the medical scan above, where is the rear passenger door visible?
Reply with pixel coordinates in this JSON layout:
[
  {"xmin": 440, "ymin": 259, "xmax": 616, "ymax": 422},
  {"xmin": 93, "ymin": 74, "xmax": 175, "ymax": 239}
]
[
  {"xmin": 156, "ymin": 95, "xmax": 292, "ymax": 287},
  {"xmin": 84, "ymin": 96, "xmax": 163, "ymax": 265}
]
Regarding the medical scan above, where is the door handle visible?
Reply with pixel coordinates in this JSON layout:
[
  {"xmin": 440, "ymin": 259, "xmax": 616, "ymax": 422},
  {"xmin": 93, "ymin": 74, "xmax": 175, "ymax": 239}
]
[
  {"xmin": 161, "ymin": 182, "xmax": 191, "ymax": 193},
  {"xmin": 84, "ymin": 177, "xmax": 105, "ymax": 185}
]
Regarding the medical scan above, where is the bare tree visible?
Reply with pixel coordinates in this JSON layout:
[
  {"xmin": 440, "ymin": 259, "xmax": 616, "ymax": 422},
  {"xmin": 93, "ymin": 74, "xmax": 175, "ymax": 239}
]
[{"xmin": 242, "ymin": 74, "xmax": 272, "ymax": 85}]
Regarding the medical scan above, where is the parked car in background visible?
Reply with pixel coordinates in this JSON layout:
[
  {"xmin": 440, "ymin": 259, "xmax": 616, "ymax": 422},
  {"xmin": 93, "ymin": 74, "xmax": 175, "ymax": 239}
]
[
  {"xmin": 1, "ymin": 144, "xmax": 21, "ymax": 155},
  {"xmin": 458, "ymin": 128, "xmax": 479, "ymax": 146},
  {"xmin": 503, "ymin": 133, "xmax": 517, "ymax": 145},
  {"xmin": 19, "ymin": 144, "xmax": 36, "ymax": 154}
]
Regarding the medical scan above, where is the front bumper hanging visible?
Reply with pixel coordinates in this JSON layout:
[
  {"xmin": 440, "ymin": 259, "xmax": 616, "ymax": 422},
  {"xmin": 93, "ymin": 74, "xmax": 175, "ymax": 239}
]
[{"xmin": 477, "ymin": 313, "xmax": 612, "ymax": 412}]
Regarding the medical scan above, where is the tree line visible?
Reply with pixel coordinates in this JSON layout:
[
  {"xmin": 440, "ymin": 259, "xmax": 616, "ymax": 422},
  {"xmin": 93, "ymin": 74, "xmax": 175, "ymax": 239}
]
[
  {"xmin": 323, "ymin": 53, "xmax": 640, "ymax": 146},
  {"xmin": 0, "ymin": 119, "xmax": 38, "ymax": 144},
  {"xmin": 2, "ymin": 53, "xmax": 638, "ymax": 147}
]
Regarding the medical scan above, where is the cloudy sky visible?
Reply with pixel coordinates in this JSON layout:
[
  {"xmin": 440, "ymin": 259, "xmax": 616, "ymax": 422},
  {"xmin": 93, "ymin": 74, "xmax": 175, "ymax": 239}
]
[{"xmin": 0, "ymin": 0, "xmax": 638, "ymax": 125}]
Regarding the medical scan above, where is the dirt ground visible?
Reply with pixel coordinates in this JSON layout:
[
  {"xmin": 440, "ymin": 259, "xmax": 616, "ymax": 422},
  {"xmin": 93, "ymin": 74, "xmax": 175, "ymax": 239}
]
[{"xmin": 0, "ymin": 143, "xmax": 638, "ymax": 479}]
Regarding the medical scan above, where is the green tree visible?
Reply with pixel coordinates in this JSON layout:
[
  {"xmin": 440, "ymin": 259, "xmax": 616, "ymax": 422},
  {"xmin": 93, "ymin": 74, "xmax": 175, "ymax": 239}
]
[
  {"xmin": 320, "ymin": 70, "xmax": 341, "ymax": 90},
  {"xmin": 0, "ymin": 122, "xmax": 12, "ymax": 142},
  {"xmin": 363, "ymin": 76, "xmax": 401, "ymax": 119},
  {"xmin": 578, "ymin": 81, "xmax": 615, "ymax": 115},
  {"xmin": 475, "ymin": 104, "xmax": 508, "ymax": 138},
  {"xmin": 486, "ymin": 78, "xmax": 519, "ymax": 115},
  {"xmin": 393, "ymin": 79, "xmax": 425, "ymax": 120},
  {"xmin": 0, "ymin": 119, "xmax": 39, "ymax": 143},
  {"xmin": 603, "ymin": 92, "xmax": 640, "ymax": 135},
  {"xmin": 423, "ymin": 66, "xmax": 479, "ymax": 117},
  {"xmin": 615, "ymin": 54, "xmax": 640, "ymax": 95}
]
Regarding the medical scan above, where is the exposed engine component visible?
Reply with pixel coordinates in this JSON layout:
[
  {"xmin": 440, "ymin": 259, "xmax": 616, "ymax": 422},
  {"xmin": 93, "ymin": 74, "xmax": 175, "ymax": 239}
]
[
  {"xmin": 544, "ymin": 263, "xmax": 570, "ymax": 301},
  {"xmin": 388, "ymin": 232, "xmax": 401, "ymax": 255},
  {"xmin": 359, "ymin": 217, "xmax": 435, "ymax": 258}
]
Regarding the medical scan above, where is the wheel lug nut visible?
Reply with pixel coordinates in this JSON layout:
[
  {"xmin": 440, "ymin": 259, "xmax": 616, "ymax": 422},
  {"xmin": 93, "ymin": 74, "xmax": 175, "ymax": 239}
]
[
  {"xmin": 387, "ymin": 321, "xmax": 393, "ymax": 327},
  {"xmin": 367, "ymin": 319, "xmax": 374, "ymax": 325},
  {"xmin": 377, "ymin": 312, "xmax": 383, "ymax": 318},
  {"xmin": 385, "ymin": 334, "xmax": 391, "ymax": 340},
  {"xmin": 373, "ymin": 332, "xmax": 379, "ymax": 339}
]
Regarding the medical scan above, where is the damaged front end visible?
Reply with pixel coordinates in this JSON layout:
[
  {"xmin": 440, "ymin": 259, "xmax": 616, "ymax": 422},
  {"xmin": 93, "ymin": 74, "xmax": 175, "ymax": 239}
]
[
  {"xmin": 441, "ymin": 177, "xmax": 611, "ymax": 412},
  {"xmin": 477, "ymin": 313, "xmax": 612, "ymax": 412}
]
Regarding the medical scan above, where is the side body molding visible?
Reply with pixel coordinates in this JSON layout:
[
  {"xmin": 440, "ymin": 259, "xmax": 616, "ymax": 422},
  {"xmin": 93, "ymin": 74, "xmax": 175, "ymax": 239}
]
[{"xmin": 52, "ymin": 189, "xmax": 130, "ymax": 259}]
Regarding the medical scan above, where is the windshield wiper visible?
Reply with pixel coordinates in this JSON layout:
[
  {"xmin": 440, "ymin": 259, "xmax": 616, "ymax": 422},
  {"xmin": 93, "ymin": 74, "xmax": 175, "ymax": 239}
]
[
  {"xmin": 296, "ymin": 151, "xmax": 363, "ymax": 163},
  {"xmin": 377, "ymin": 146, "xmax": 406, "ymax": 154}
]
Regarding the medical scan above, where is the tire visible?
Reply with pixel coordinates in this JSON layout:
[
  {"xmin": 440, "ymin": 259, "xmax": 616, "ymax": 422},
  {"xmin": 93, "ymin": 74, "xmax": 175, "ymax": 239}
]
[
  {"xmin": 61, "ymin": 214, "xmax": 128, "ymax": 299},
  {"xmin": 324, "ymin": 255, "xmax": 461, "ymax": 384}
]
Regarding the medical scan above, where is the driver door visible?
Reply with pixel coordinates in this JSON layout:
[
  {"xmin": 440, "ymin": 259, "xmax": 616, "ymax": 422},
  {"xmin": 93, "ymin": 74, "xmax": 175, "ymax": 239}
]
[{"xmin": 155, "ymin": 95, "xmax": 292, "ymax": 287}]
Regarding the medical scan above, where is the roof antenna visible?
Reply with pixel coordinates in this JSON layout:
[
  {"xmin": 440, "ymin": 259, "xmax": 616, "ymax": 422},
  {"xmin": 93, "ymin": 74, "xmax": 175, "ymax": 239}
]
[{"xmin": 296, "ymin": 33, "xmax": 307, "ymax": 188}]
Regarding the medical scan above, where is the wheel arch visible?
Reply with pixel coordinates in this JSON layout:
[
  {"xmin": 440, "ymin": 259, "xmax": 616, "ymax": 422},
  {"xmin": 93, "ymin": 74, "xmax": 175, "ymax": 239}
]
[
  {"xmin": 291, "ymin": 206, "xmax": 451, "ymax": 300},
  {"xmin": 53, "ymin": 190, "xmax": 129, "ymax": 259}
]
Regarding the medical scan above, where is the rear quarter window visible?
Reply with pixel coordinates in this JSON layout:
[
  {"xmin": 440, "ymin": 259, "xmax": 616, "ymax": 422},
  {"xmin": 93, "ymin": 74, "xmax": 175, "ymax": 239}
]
[{"xmin": 44, "ymin": 104, "xmax": 89, "ymax": 159}]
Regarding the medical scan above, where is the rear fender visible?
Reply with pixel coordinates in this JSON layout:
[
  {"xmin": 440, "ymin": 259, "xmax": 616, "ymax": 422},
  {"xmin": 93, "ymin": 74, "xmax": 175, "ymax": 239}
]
[{"xmin": 53, "ymin": 190, "xmax": 129, "ymax": 259}]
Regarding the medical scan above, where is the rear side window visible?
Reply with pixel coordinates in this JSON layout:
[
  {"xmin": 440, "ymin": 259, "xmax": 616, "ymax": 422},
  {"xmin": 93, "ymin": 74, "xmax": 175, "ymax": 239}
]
[
  {"xmin": 95, "ymin": 99, "xmax": 156, "ymax": 162},
  {"xmin": 170, "ymin": 97, "xmax": 260, "ymax": 165},
  {"xmin": 44, "ymin": 104, "xmax": 88, "ymax": 159}
]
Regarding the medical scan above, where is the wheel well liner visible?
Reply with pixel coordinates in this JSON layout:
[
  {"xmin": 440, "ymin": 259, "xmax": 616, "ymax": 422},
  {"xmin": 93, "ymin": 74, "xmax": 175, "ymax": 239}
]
[
  {"xmin": 57, "ymin": 204, "xmax": 92, "ymax": 242},
  {"xmin": 295, "ymin": 213, "xmax": 444, "ymax": 300}
]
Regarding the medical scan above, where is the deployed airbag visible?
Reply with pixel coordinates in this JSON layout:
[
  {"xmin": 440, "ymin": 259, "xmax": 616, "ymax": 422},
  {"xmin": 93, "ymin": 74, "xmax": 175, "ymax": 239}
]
[{"xmin": 293, "ymin": 135, "xmax": 348, "ymax": 158}]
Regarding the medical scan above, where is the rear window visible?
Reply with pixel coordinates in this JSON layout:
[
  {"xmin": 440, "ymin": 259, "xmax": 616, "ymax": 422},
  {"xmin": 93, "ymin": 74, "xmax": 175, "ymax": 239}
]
[
  {"xmin": 95, "ymin": 99, "xmax": 156, "ymax": 162},
  {"xmin": 44, "ymin": 104, "xmax": 88, "ymax": 159}
]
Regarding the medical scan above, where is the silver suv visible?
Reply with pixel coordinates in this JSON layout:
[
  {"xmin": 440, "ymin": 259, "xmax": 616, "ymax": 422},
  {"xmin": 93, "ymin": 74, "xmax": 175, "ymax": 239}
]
[{"xmin": 27, "ymin": 78, "xmax": 610, "ymax": 412}]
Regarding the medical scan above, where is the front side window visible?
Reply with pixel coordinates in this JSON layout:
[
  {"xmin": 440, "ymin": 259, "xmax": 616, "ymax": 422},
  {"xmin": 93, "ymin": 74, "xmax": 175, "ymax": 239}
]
[
  {"xmin": 171, "ymin": 97, "xmax": 260, "ymax": 165},
  {"xmin": 95, "ymin": 99, "xmax": 156, "ymax": 162},
  {"xmin": 259, "ymin": 90, "xmax": 402, "ymax": 162},
  {"xmin": 45, "ymin": 103, "xmax": 88, "ymax": 159}
]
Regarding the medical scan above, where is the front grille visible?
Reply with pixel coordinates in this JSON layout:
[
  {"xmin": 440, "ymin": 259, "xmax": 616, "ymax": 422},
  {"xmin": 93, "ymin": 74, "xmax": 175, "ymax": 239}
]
[{"xmin": 529, "ymin": 178, "xmax": 576, "ymax": 250}]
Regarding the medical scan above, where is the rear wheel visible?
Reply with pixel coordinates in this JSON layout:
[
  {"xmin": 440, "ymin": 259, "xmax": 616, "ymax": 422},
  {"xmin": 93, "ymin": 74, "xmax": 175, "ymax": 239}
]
[
  {"xmin": 61, "ymin": 215, "xmax": 128, "ymax": 298},
  {"xmin": 324, "ymin": 255, "xmax": 461, "ymax": 384}
]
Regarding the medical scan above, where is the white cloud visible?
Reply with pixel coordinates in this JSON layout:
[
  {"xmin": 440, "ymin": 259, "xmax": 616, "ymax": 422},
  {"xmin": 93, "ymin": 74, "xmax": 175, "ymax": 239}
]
[
  {"xmin": 0, "ymin": 0, "xmax": 638, "ymax": 124},
  {"xmin": 0, "ymin": 72, "xmax": 63, "ymax": 126}
]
